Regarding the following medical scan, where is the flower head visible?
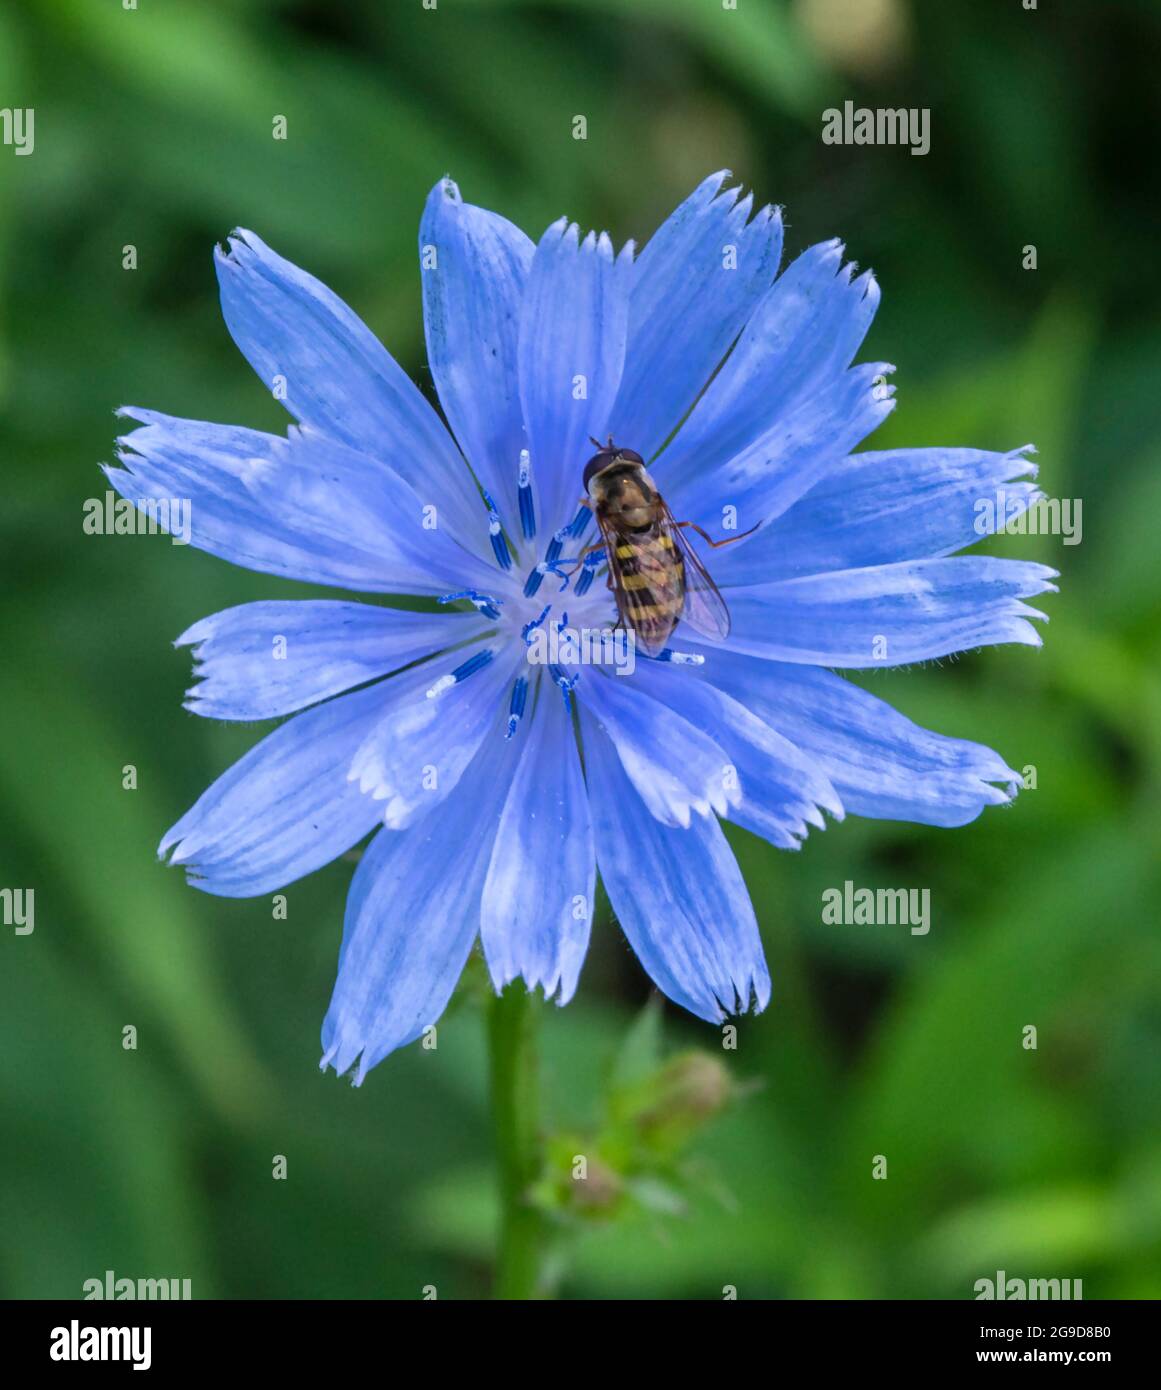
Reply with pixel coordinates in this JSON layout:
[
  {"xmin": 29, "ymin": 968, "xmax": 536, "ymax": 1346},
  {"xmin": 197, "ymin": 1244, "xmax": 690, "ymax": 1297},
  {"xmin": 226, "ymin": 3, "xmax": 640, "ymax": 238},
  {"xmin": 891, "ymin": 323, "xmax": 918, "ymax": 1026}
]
[{"xmin": 108, "ymin": 173, "xmax": 1056, "ymax": 1083}]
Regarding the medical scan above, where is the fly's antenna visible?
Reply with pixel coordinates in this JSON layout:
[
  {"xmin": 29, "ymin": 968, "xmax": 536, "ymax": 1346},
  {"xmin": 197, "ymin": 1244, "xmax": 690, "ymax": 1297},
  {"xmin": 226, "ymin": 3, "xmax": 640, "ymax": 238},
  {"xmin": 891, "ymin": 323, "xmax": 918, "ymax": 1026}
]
[{"xmin": 588, "ymin": 435, "xmax": 603, "ymax": 449}]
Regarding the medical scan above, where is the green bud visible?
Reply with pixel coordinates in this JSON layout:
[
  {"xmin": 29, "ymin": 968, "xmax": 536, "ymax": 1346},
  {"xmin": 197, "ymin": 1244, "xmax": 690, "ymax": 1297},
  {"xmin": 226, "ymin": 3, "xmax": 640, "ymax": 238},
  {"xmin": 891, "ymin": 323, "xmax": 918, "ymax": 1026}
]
[{"xmin": 630, "ymin": 1051, "xmax": 733, "ymax": 1150}]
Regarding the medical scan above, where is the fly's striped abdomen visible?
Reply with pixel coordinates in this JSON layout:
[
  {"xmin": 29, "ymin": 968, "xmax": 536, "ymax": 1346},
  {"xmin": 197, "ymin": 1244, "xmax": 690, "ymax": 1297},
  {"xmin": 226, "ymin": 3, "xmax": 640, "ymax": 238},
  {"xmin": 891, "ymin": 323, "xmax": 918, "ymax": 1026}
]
[{"xmin": 610, "ymin": 526, "xmax": 685, "ymax": 654}]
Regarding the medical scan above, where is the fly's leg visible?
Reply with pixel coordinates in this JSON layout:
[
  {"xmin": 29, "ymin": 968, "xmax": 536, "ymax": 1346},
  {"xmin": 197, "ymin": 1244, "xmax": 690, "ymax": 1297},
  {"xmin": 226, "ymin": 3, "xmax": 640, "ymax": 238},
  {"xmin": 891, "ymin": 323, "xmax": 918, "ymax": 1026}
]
[
  {"xmin": 558, "ymin": 539, "xmax": 606, "ymax": 579},
  {"xmin": 675, "ymin": 519, "xmax": 761, "ymax": 548}
]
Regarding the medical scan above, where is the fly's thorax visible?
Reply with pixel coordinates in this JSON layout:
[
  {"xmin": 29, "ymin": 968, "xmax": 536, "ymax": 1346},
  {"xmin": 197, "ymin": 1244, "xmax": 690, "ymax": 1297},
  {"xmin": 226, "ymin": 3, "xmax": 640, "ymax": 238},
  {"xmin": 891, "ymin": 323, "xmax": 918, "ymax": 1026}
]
[{"xmin": 589, "ymin": 460, "xmax": 660, "ymax": 531}]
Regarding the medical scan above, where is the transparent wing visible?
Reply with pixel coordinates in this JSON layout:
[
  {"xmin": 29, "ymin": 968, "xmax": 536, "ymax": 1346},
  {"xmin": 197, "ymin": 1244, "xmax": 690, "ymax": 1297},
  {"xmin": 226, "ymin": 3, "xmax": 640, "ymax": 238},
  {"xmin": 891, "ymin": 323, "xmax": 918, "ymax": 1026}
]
[
  {"xmin": 595, "ymin": 511, "xmax": 679, "ymax": 656},
  {"xmin": 593, "ymin": 511, "xmax": 637, "ymax": 631},
  {"xmin": 659, "ymin": 503, "xmax": 731, "ymax": 642}
]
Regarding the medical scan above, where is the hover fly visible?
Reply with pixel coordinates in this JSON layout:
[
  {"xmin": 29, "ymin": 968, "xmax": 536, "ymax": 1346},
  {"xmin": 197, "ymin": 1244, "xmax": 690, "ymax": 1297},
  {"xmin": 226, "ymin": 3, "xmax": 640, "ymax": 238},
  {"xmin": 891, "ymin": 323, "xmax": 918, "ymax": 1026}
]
[{"xmin": 576, "ymin": 437, "xmax": 756, "ymax": 656}]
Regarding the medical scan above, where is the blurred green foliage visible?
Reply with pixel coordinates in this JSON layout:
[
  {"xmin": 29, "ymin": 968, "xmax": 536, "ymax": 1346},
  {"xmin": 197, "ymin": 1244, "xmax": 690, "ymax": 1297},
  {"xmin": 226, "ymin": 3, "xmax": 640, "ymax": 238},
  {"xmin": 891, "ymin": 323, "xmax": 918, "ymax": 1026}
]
[{"xmin": 1, "ymin": 0, "xmax": 1159, "ymax": 1299}]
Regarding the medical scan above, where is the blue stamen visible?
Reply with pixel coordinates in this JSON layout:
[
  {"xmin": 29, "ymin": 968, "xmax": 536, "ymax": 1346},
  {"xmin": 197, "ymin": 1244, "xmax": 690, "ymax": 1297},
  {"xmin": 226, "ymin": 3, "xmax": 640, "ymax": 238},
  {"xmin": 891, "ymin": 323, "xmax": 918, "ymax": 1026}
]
[
  {"xmin": 572, "ymin": 547, "xmax": 605, "ymax": 597},
  {"xmin": 565, "ymin": 504, "xmax": 591, "ymax": 539},
  {"xmin": 523, "ymin": 557, "xmax": 572, "ymax": 597},
  {"xmin": 505, "ymin": 675, "xmax": 529, "ymax": 739},
  {"xmin": 521, "ymin": 604, "xmax": 551, "ymax": 645},
  {"xmin": 548, "ymin": 562, "xmax": 572, "ymax": 592},
  {"xmin": 517, "ymin": 449, "xmax": 536, "ymax": 541},
  {"xmin": 524, "ymin": 516, "xmax": 583, "ymax": 596},
  {"xmin": 549, "ymin": 664, "xmax": 578, "ymax": 714},
  {"xmin": 482, "ymin": 490, "xmax": 512, "ymax": 570},
  {"xmin": 438, "ymin": 589, "xmax": 503, "ymax": 621},
  {"xmin": 651, "ymin": 648, "xmax": 706, "ymax": 666},
  {"xmin": 426, "ymin": 647, "xmax": 495, "ymax": 699},
  {"xmin": 545, "ymin": 528, "xmax": 568, "ymax": 564}
]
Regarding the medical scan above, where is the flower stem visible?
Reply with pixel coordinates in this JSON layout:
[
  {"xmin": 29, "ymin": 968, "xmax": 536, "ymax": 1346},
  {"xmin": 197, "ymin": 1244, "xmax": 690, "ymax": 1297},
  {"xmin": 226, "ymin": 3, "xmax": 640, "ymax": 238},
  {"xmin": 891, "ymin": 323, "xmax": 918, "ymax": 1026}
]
[{"xmin": 488, "ymin": 983, "xmax": 545, "ymax": 1299}]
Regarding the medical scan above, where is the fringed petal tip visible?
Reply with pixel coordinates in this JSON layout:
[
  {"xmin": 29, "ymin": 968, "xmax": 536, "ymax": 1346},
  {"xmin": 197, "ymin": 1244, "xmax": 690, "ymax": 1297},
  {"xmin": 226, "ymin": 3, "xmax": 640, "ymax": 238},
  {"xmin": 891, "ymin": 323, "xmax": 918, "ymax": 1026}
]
[
  {"xmin": 318, "ymin": 1042, "xmax": 369, "ymax": 1088},
  {"xmin": 213, "ymin": 227, "xmax": 265, "ymax": 268},
  {"xmin": 428, "ymin": 174, "xmax": 461, "ymax": 205},
  {"xmin": 321, "ymin": 1022, "xmax": 445, "ymax": 1086},
  {"xmin": 319, "ymin": 1037, "xmax": 376, "ymax": 1087},
  {"xmin": 734, "ymin": 969, "xmax": 773, "ymax": 1018},
  {"xmin": 701, "ymin": 968, "xmax": 772, "ymax": 1024},
  {"xmin": 706, "ymin": 172, "xmax": 783, "ymax": 232},
  {"xmin": 539, "ymin": 218, "xmax": 636, "ymax": 271},
  {"xmin": 173, "ymin": 613, "xmax": 213, "ymax": 650},
  {"xmin": 156, "ymin": 823, "xmax": 186, "ymax": 865},
  {"xmin": 935, "ymin": 768, "xmax": 1024, "ymax": 823},
  {"xmin": 1020, "ymin": 562, "xmax": 1061, "ymax": 594},
  {"xmin": 855, "ymin": 267, "xmax": 879, "ymax": 303},
  {"xmin": 112, "ymin": 405, "xmax": 167, "ymax": 446},
  {"xmin": 486, "ymin": 966, "xmax": 578, "ymax": 1009},
  {"xmin": 733, "ymin": 784, "xmax": 846, "ymax": 854}
]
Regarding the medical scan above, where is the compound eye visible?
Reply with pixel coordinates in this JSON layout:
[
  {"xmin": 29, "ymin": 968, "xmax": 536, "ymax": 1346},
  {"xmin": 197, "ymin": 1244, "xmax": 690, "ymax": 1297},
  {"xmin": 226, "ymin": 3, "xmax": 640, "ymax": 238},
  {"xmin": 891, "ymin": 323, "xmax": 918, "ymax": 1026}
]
[{"xmin": 582, "ymin": 452, "xmax": 610, "ymax": 491}]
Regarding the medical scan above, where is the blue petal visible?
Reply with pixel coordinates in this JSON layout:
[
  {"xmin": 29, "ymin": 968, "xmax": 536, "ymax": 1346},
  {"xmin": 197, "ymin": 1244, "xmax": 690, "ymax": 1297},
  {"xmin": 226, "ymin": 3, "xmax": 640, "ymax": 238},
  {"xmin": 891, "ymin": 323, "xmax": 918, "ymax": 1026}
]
[
  {"xmin": 420, "ymin": 178, "xmax": 534, "ymax": 530},
  {"xmin": 321, "ymin": 734, "xmax": 516, "ymax": 1083},
  {"xmin": 712, "ymin": 445, "xmax": 1043, "ymax": 584},
  {"xmin": 581, "ymin": 711, "xmax": 770, "ymax": 1022},
  {"xmin": 665, "ymin": 359, "xmax": 896, "ymax": 536},
  {"xmin": 687, "ymin": 652, "xmax": 1023, "ymax": 828},
  {"xmin": 159, "ymin": 682, "xmax": 389, "ymax": 897},
  {"xmin": 608, "ymin": 172, "xmax": 783, "ymax": 462},
  {"xmin": 108, "ymin": 410, "xmax": 496, "ymax": 594},
  {"xmin": 580, "ymin": 669, "xmax": 741, "ymax": 828},
  {"xmin": 716, "ymin": 556, "xmax": 1058, "ymax": 666},
  {"xmin": 481, "ymin": 685, "xmax": 594, "ymax": 1003},
  {"xmin": 178, "ymin": 601, "xmax": 487, "ymax": 721},
  {"xmin": 661, "ymin": 240, "xmax": 881, "ymax": 479},
  {"xmin": 214, "ymin": 229, "xmax": 486, "ymax": 551},
  {"xmin": 630, "ymin": 661, "xmax": 843, "ymax": 848},
  {"xmin": 348, "ymin": 648, "xmax": 520, "ymax": 828},
  {"xmin": 518, "ymin": 220, "xmax": 633, "ymax": 535}
]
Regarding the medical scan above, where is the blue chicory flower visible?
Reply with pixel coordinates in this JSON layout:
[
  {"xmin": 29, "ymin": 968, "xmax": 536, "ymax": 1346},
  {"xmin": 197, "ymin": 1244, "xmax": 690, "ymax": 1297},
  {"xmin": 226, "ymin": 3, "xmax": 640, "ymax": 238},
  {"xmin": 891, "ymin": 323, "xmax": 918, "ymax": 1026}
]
[{"xmin": 107, "ymin": 173, "xmax": 1056, "ymax": 1083}]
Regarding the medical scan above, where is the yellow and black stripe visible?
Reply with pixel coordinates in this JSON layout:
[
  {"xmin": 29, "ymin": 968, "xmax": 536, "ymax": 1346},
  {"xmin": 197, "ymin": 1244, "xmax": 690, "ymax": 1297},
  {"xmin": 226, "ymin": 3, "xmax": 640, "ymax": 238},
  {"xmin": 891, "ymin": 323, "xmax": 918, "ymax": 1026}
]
[{"xmin": 608, "ymin": 528, "xmax": 685, "ymax": 653}]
